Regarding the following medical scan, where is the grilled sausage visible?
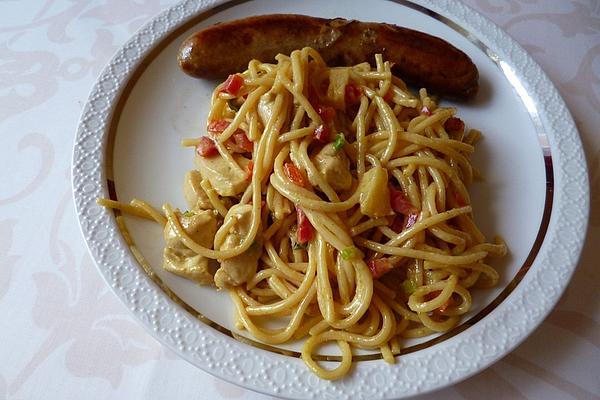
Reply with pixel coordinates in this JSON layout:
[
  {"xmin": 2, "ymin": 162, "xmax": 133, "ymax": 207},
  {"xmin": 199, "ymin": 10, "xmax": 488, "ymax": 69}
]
[{"xmin": 178, "ymin": 14, "xmax": 478, "ymax": 100}]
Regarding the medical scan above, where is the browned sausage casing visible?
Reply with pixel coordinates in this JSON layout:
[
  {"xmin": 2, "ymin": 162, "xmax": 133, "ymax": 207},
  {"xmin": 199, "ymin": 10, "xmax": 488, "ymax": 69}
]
[{"xmin": 178, "ymin": 14, "xmax": 478, "ymax": 100}]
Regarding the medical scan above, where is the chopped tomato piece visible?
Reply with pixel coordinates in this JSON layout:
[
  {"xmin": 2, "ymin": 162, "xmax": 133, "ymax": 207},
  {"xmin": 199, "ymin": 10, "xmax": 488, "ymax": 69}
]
[
  {"xmin": 390, "ymin": 187, "xmax": 416, "ymax": 215},
  {"xmin": 313, "ymin": 124, "xmax": 330, "ymax": 143},
  {"xmin": 233, "ymin": 132, "xmax": 253, "ymax": 152},
  {"xmin": 207, "ymin": 119, "xmax": 230, "ymax": 134},
  {"xmin": 317, "ymin": 105, "xmax": 336, "ymax": 122},
  {"xmin": 444, "ymin": 117, "xmax": 465, "ymax": 133},
  {"xmin": 245, "ymin": 161, "xmax": 254, "ymax": 181},
  {"xmin": 368, "ymin": 258, "xmax": 393, "ymax": 279},
  {"xmin": 219, "ymin": 74, "xmax": 244, "ymax": 96},
  {"xmin": 284, "ymin": 163, "xmax": 305, "ymax": 187},
  {"xmin": 296, "ymin": 207, "xmax": 314, "ymax": 244},
  {"xmin": 196, "ymin": 136, "xmax": 218, "ymax": 157},
  {"xmin": 383, "ymin": 88, "xmax": 394, "ymax": 102},
  {"xmin": 421, "ymin": 106, "xmax": 432, "ymax": 116},
  {"xmin": 345, "ymin": 83, "xmax": 362, "ymax": 105},
  {"xmin": 452, "ymin": 190, "xmax": 468, "ymax": 207}
]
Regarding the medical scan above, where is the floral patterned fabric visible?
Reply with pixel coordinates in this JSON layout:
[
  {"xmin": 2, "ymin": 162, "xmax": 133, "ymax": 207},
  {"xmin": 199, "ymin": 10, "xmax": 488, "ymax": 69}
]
[{"xmin": 0, "ymin": 0, "xmax": 598, "ymax": 398}]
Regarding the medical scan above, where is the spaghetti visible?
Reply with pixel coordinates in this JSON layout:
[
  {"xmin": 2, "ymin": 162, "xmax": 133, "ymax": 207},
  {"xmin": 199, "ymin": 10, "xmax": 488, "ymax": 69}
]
[{"xmin": 99, "ymin": 47, "xmax": 506, "ymax": 379}]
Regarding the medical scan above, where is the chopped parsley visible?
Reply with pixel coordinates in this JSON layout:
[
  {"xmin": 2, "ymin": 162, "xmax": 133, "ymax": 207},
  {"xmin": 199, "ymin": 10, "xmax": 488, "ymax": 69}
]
[{"xmin": 333, "ymin": 132, "xmax": 345, "ymax": 151}]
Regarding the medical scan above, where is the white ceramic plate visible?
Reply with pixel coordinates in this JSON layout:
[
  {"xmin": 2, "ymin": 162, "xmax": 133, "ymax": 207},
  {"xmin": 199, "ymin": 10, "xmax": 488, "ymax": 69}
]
[{"xmin": 72, "ymin": 0, "xmax": 589, "ymax": 398}]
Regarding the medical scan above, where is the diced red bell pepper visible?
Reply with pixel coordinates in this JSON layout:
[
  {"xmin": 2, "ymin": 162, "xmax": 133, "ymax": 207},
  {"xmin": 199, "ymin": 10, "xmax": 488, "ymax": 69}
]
[
  {"xmin": 444, "ymin": 117, "xmax": 465, "ymax": 133},
  {"xmin": 313, "ymin": 124, "xmax": 330, "ymax": 143},
  {"xmin": 284, "ymin": 163, "xmax": 306, "ymax": 187},
  {"xmin": 367, "ymin": 258, "xmax": 393, "ymax": 279},
  {"xmin": 317, "ymin": 105, "xmax": 336, "ymax": 122},
  {"xmin": 390, "ymin": 187, "xmax": 416, "ymax": 215},
  {"xmin": 296, "ymin": 207, "xmax": 314, "ymax": 244},
  {"xmin": 196, "ymin": 136, "xmax": 218, "ymax": 157},
  {"xmin": 345, "ymin": 83, "xmax": 362, "ymax": 105},
  {"xmin": 233, "ymin": 132, "xmax": 253, "ymax": 153},
  {"xmin": 219, "ymin": 74, "xmax": 244, "ymax": 96},
  {"xmin": 207, "ymin": 119, "xmax": 230, "ymax": 134}
]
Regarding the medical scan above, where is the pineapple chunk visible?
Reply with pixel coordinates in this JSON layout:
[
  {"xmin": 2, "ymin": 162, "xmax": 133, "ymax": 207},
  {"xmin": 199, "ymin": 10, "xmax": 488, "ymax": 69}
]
[{"xmin": 359, "ymin": 166, "xmax": 392, "ymax": 218}]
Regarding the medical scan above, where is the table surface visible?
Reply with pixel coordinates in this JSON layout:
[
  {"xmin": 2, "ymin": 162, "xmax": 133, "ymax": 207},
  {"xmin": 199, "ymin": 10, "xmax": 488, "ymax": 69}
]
[{"xmin": 1, "ymin": 0, "xmax": 599, "ymax": 399}]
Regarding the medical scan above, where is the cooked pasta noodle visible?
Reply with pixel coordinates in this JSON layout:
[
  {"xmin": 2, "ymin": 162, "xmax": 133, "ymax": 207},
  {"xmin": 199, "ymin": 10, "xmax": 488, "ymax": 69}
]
[{"xmin": 99, "ymin": 47, "xmax": 507, "ymax": 380}]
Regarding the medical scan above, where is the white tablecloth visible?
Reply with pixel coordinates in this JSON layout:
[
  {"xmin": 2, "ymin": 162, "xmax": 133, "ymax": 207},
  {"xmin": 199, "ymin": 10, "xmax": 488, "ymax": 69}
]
[{"xmin": 1, "ymin": 1, "xmax": 599, "ymax": 399}]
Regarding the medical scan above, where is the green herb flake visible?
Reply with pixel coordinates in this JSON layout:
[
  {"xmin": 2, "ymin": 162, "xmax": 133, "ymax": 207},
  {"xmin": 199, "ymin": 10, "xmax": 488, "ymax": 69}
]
[
  {"xmin": 293, "ymin": 242, "xmax": 308, "ymax": 250},
  {"xmin": 182, "ymin": 210, "xmax": 195, "ymax": 218},
  {"xmin": 402, "ymin": 279, "xmax": 417, "ymax": 295},
  {"xmin": 340, "ymin": 247, "xmax": 356, "ymax": 260},
  {"xmin": 333, "ymin": 132, "xmax": 345, "ymax": 151}
]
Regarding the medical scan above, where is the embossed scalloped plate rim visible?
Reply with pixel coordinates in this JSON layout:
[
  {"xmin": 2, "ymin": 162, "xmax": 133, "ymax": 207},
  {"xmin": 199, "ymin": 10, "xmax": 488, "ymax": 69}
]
[{"xmin": 72, "ymin": 0, "xmax": 589, "ymax": 398}]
